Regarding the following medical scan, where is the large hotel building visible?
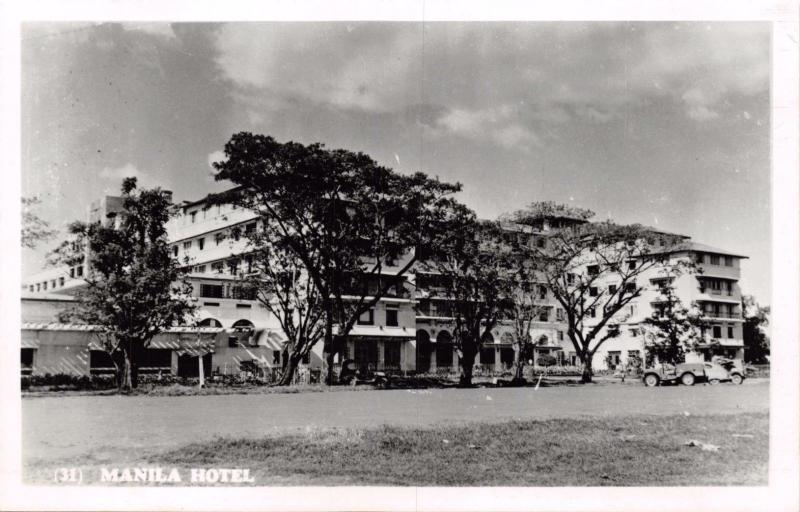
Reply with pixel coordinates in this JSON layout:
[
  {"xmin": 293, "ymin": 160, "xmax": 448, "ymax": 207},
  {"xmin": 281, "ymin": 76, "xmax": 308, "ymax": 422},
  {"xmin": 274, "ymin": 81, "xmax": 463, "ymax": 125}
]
[{"xmin": 21, "ymin": 191, "xmax": 747, "ymax": 379}]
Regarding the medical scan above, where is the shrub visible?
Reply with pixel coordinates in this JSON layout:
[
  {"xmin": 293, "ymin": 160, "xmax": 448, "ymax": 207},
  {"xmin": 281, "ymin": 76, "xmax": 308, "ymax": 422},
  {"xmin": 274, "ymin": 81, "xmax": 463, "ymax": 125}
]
[{"xmin": 536, "ymin": 354, "xmax": 557, "ymax": 367}]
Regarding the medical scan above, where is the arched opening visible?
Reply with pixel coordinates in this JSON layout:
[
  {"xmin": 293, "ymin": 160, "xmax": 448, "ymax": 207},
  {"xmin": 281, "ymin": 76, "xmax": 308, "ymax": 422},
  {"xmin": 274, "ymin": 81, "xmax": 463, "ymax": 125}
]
[
  {"xmin": 416, "ymin": 330, "xmax": 431, "ymax": 373},
  {"xmin": 198, "ymin": 318, "xmax": 222, "ymax": 327},
  {"xmin": 231, "ymin": 319, "xmax": 255, "ymax": 348},
  {"xmin": 480, "ymin": 332, "xmax": 495, "ymax": 365},
  {"xmin": 435, "ymin": 330, "xmax": 453, "ymax": 368}
]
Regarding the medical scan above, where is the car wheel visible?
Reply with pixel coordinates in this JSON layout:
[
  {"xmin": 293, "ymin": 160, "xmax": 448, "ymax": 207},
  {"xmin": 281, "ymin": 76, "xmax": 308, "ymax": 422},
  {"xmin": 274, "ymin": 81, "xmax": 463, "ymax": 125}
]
[
  {"xmin": 709, "ymin": 379, "xmax": 720, "ymax": 385},
  {"xmin": 644, "ymin": 374, "xmax": 660, "ymax": 387},
  {"xmin": 680, "ymin": 373, "xmax": 696, "ymax": 386},
  {"xmin": 731, "ymin": 373, "xmax": 744, "ymax": 385}
]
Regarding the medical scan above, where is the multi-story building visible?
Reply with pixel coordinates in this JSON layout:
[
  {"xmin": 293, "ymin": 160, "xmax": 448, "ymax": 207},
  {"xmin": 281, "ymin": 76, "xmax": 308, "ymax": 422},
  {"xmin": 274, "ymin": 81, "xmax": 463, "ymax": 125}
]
[{"xmin": 21, "ymin": 190, "xmax": 749, "ymax": 378}]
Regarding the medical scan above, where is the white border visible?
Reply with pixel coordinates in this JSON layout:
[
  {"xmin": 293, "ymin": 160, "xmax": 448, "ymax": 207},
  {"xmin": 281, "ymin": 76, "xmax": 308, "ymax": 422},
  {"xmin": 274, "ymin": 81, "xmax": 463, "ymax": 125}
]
[{"xmin": 1, "ymin": 1, "xmax": 797, "ymax": 511}]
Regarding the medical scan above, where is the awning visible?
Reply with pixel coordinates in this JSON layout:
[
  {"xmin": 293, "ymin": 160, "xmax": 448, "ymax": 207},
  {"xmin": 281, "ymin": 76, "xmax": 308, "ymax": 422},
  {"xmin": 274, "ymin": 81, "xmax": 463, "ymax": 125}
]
[
  {"xmin": 149, "ymin": 338, "xmax": 182, "ymax": 350},
  {"xmin": 176, "ymin": 340, "xmax": 216, "ymax": 357},
  {"xmin": 21, "ymin": 338, "xmax": 39, "ymax": 349},
  {"xmin": 347, "ymin": 335, "xmax": 415, "ymax": 343},
  {"xmin": 254, "ymin": 329, "xmax": 286, "ymax": 351}
]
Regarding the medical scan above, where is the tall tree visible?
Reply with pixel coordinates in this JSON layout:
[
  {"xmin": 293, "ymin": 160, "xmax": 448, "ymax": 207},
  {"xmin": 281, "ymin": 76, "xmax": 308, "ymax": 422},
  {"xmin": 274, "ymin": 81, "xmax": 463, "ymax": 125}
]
[
  {"xmin": 209, "ymin": 133, "xmax": 461, "ymax": 384},
  {"xmin": 50, "ymin": 178, "xmax": 194, "ymax": 391},
  {"xmin": 420, "ymin": 208, "xmax": 515, "ymax": 386},
  {"xmin": 22, "ymin": 196, "xmax": 57, "ymax": 249},
  {"xmin": 641, "ymin": 266, "xmax": 703, "ymax": 366},
  {"xmin": 741, "ymin": 295, "xmax": 770, "ymax": 364},
  {"xmin": 231, "ymin": 222, "xmax": 326, "ymax": 385},
  {"xmin": 507, "ymin": 202, "xmax": 685, "ymax": 383}
]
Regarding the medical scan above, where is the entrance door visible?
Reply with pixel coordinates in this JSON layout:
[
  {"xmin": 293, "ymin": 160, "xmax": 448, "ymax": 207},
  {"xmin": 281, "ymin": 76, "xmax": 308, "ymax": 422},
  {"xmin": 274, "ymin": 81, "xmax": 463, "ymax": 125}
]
[
  {"xmin": 177, "ymin": 353, "xmax": 212, "ymax": 378},
  {"xmin": 416, "ymin": 331, "xmax": 431, "ymax": 373}
]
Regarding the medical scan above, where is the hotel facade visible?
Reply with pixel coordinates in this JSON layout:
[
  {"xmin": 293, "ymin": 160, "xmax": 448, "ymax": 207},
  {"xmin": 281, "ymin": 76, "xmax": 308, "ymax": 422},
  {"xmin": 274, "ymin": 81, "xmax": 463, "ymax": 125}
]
[{"xmin": 21, "ymin": 191, "xmax": 748, "ymax": 379}]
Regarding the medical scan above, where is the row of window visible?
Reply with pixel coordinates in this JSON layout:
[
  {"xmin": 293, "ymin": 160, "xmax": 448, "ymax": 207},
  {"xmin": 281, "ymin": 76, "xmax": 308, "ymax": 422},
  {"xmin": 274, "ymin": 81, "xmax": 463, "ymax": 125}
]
[
  {"xmin": 28, "ymin": 267, "xmax": 83, "ymax": 293},
  {"xmin": 180, "ymin": 203, "xmax": 241, "ymax": 225},
  {"xmin": 696, "ymin": 253, "xmax": 736, "ymax": 267},
  {"xmin": 172, "ymin": 223, "xmax": 257, "ymax": 257},
  {"xmin": 356, "ymin": 307, "xmax": 400, "ymax": 327}
]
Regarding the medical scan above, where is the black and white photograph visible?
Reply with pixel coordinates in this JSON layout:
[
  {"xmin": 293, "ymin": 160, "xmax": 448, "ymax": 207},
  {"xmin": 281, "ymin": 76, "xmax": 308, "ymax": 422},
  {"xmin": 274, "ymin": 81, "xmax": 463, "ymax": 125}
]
[{"xmin": 1, "ymin": 1, "xmax": 798, "ymax": 511}]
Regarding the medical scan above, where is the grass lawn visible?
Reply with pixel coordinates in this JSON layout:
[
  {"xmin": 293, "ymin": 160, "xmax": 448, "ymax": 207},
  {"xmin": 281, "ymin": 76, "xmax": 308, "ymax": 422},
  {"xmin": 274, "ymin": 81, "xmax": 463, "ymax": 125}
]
[{"xmin": 25, "ymin": 412, "xmax": 767, "ymax": 486}]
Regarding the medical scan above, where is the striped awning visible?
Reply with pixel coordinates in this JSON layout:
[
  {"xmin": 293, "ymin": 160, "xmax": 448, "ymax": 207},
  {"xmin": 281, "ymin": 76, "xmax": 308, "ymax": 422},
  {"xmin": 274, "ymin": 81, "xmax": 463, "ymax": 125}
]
[
  {"xmin": 176, "ymin": 340, "xmax": 216, "ymax": 357},
  {"xmin": 21, "ymin": 338, "xmax": 40, "ymax": 349},
  {"xmin": 255, "ymin": 329, "xmax": 287, "ymax": 351}
]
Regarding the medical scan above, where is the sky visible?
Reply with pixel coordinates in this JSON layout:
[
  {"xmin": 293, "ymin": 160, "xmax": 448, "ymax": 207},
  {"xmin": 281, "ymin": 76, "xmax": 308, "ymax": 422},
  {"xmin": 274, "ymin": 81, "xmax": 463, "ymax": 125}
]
[{"xmin": 20, "ymin": 21, "xmax": 771, "ymax": 302}]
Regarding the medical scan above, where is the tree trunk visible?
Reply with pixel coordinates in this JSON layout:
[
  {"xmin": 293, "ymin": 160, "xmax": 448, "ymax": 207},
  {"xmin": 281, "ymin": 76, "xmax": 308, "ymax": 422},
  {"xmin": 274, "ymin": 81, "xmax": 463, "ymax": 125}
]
[
  {"xmin": 122, "ymin": 351, "xmax": 133, "ymax": 391},
  {"xmin": 278, "ymin": 353, "xmax": 301, "ymax": 386},
  {"xmin": 324, "ymin": 306, "xmax": 334, "ymax": 385},
  {"xmin": 130, "ymin": 361, "xmax": 139, "ymax": 389},
  {"xmin": 459, "ymin": 342, "xmax": 478, "ymax": 387},
  {"xmin": 513, "ymin": 344, "xmax": 525, "ymax": 381},
  {"xmin": 580, "ymin": 353, "xmax": 593, "ymax": 384}
]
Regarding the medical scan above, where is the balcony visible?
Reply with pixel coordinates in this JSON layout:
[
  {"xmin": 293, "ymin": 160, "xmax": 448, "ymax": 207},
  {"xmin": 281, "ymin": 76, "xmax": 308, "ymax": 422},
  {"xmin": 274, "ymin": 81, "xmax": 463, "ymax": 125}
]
[{"xmin": 696, "ymin": 263, "xmax": 740, "ymax": 280}]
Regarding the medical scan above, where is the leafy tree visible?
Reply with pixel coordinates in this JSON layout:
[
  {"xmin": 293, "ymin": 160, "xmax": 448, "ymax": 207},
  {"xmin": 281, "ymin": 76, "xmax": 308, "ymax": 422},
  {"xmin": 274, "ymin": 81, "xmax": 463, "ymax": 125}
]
[
  {"xmin": 50, "ymin": 178, "xmax": 194, "ymax": 391},
  {"xmin": 22, "ymin": 196, "xmax": 57, "ymax": 249},
  {"xmin": 741, "ymin": 295, "xmax": 770, "ymax": 364},
  {"xmin": 507, "ymin": 202, "xmax": 686, "ymax": 383},
  {"xmin": 232, "ymin": 222, "xmax": 326, "ymax": 385},
  {"xmin": 210, "ymin": 133, "xmax": 461, "ymax": 384},
  {"xmin": 641, "ymin": 266, "xmax": 704, "ymax": 366},
  {"xmin": 420, "ymin": 209, "xmax": 515, "ymax": 386}
]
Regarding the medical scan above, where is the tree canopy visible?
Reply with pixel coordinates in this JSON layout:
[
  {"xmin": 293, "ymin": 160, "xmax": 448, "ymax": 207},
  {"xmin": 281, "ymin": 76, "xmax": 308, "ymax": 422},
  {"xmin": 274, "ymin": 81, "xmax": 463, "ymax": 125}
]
[
  {"xmin": 51, "ymin": 177, "xmax": 194, "ymax": 390},
  {"xmin": 209, "ymin": 133, "xmax": 463, "ymax": 383}
]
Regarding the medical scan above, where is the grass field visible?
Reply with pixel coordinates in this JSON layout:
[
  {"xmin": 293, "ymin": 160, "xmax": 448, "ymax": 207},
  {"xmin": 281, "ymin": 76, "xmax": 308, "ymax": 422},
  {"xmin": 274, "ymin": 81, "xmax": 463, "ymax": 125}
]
[{"xmin": 25, "ymin": 412, "xmax": 768, "ymax": 486}]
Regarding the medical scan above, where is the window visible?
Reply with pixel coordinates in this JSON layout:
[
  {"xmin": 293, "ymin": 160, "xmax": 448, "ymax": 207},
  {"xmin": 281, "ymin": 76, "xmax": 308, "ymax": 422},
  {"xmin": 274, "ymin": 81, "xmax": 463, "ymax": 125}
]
[
  {"xmin": 190, "ymin": 211, "xmax": 197, "ymax": 223},
  {"xmin": 589, "ymin": 286, "xmax": 598, "ymax": 297},
  {"xmin": 273, "ymin": 351, "xmax": 281, "ymax": 365},
  {"xmin": 70, "ymin": 267, "xmax": 75, "ymax": 278},
  {"xmin": 203, "ymin": 302, "xmax": 219, "ymax": 307},
  {"xmin": 301, "ymin": 352, "xmax": 310, "ymax": 365},
  {"xmin": 587, "ymin": 265, "xmax": 599, "ymax": 276},
  {"xmin": 625, "ymin": 282, "xmax": 636, "ymax": 293},
  {"xmin": 236, "ymin": 304, "xmax": 252, "ymax": 309},
  {"xmin": 629, "ymin": 328, "xmax": 640, "ymax": 337},
  {"xmin": 59, "ymin": 277, "xmax": 65, "ymax": 287},
  {"xmin": 200, "ymin": 284, "xmax": 224, "ymax": 299},
  {"xmin": 228, "ymin": 337, "xmax": 239, "ymax": 348},
  {"xmin": 538, "ymin": 309, "xmax": 549, "ymax": 322},
  {"xmin": 538, "ymin": 285, "xmax": 547, "ymax": 300},
  {"xmin": 712, "ymin": 325, "xmax": 722, "ymax": 338},
  {"xmin": 628, "ymin": 260, "xmax": 636, "ymax": 270},
  {"xmin": 197, "ymin": 238, "xmax": 205, "ymax": 250},
  {"xmin": 21, "ymin": 348, "xmax": 34, "ymax": 372},
  {"xmin": 727, "ymin": 326, "xmax": 734, "ymax": 339},
  {"xmin": 556, "ymin": 308, "xmax": 565, "ymax": 321},
  {"xmin": 629, "ymin": 305, "xmax": 637, "ymax": 317},
  {"xmin": 608, "ymin": 284, "xmax": 617, "ymax": 294},
  {"xmin": 710, "ymin": 255, "xmax": 720, "ymax": 265},
  {"xmin": 357, "ymin": 308, "xmax": 374, "ymax": 325},
  {"xmin": 608, "ymin": 351, "xmax": 621, "ymax": 366},
  {"xmin": 35, "ymin": 283, "xmax": 40, "ymax": 292},
  {"xmin": 89, "ymin": 350, "xmax": 115, "ymax": 374},
  {"xmin": 194, "ymin": 265, "xmax": 206, "ymax": 273},
  {"xmin": 726, "ymin": 281, "xmax": 733, "ymax": 296},
  {"xmin": 536, "ymin": 237, "xmax": 546, "ymax": 248},
  {"xmin": 51, "ymin": 280, "xmax": 56, "ymax": 288},
  {"xmin": 385, "ymin": 307, "xmax": 399, "ymax": 327},
  {"xmin": 385, "ymin": 342, "xmax": 402, "ymax": 368},
  {"xmin": 183, "ymin": 241, "xmax": 192, "ymax": 250},
  {"xmin": 587, "ymin": 307, "xmax": 596, "ymax": 318},
  {"xmin": 557, "ymin": 331, "xmax": 564, "ymax": 341},
  {"xmin": 211, "ymin": 261, "xmax": 224, "ymax": 274},
  {"xmin": 567, "ymin": 273, "xmax": 576, "ymax": 285},
  {"xmin": 724, "ymin": 256, "xmax": 733, "ymax": 266},
  {"xmin": 245, "ymin": 223, "xmax": 256, "ymax": 235},
  {"xmin": 42, "ymin": 282, "xmax": 47, "ymax": 290},
  {"xmin": 28, "ymin": 285, "xmax": 34, "ymax": 292}
]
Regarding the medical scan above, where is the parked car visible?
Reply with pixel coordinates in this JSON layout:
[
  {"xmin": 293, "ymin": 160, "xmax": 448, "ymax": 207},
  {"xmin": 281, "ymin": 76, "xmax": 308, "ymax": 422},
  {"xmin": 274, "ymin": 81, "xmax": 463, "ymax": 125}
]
[
  {"xmin": 642, "ymin": 358, "xmax": 745, "ymax": 387},
  {"xmin": 337, "ymin": 359, "xmax": 388, "ymax": 387}
]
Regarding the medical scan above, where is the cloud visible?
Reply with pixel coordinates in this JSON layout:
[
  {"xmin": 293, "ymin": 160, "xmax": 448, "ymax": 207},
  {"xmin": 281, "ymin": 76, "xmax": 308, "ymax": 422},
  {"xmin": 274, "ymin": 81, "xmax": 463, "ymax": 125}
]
[
  {"xmin": 120, "ymin": 22, "xmax": 176, "ymax": 40},
  {"xmin": 434, "ymin": 106, "xmax": 541, "ymax": 151},
  {"xmin": 212, "ymin": 21, "xmax": 770, "ymax": 142},
  {"xmin": 99, "ymin": 163, "xmax": 159, "ymax": 189},
  {"xmin": 207, "ymin": 150, "xmax": 226, "ymax": 170}
]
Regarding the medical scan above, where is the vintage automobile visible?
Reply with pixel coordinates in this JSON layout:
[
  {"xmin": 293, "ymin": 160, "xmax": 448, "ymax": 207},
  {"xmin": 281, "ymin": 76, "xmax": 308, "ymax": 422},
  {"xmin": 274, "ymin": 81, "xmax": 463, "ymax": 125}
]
[
  {"xmin": 642, "ymin": 358, "xmax": 745, "ymax": 387},
  {"xmin": 337, "ymin": 359, "xmax": 388, "ymax": 387}
]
